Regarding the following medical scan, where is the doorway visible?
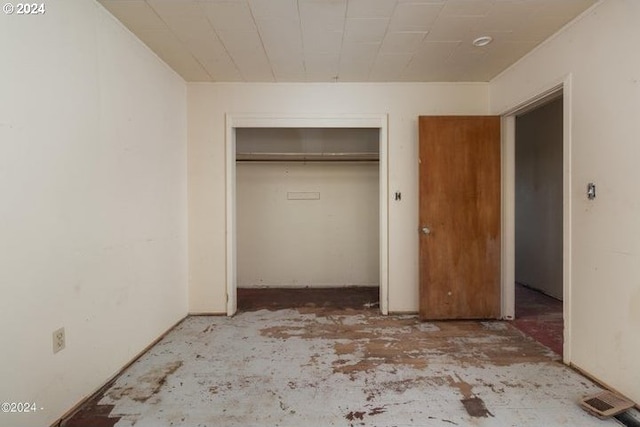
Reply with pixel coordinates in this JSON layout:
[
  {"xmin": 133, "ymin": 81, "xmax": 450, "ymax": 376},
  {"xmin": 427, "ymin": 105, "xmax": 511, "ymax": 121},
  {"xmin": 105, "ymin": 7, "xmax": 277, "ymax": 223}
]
[
  {"xmin": 513, "ymin": 97, "xmax": 564, "ymax": 356},
  {"xmin": 225, "ymin": 114, "xmax": 389, "ymax": 316},
  {"xmin": 500, "ymin": 79, "xmax": 572, "ymax": 363}
]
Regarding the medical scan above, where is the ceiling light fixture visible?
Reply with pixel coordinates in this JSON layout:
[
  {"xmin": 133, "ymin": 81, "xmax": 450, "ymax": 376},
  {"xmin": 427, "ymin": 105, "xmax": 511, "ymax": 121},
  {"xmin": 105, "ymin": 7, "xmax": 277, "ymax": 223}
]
[{"xmin": 472, "ymin": 36, "xmax": 493, "ymax": 47}]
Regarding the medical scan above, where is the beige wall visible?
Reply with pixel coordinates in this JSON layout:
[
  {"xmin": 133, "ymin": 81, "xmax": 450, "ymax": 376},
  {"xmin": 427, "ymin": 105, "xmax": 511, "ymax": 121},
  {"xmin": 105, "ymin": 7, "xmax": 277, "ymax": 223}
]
[
  {"xmin": 0, "ymin": 2, "xmax": 188, "ymax": 426},
  {"xmin": 188, "ymin": 82, "xmax": 489, "ymax": 313},
  {"xmin": 237, "ymin": 162, "xmax": 379, "ymax": 288},
  {"xmin": 491, "ymin": 0, "xmax": 640, "ymax": 404},
  {"xmin": 515, "ymin": 98, "xmax": 563, "ymax": 299}
]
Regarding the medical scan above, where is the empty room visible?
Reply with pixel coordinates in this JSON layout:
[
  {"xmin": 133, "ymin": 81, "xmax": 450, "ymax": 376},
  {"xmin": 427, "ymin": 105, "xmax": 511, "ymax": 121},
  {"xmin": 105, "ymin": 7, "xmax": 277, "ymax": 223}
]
[{"xmin": 1, "ymin": 1, "xmax": 639, "ymax": 426}]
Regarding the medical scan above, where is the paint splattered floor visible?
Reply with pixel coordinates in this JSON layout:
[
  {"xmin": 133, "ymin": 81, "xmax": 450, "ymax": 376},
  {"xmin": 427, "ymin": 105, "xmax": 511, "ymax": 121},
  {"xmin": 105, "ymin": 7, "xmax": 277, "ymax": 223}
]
[{"xmin": 62, "ymin": 305, "xmax": 616, "ymax": 427}]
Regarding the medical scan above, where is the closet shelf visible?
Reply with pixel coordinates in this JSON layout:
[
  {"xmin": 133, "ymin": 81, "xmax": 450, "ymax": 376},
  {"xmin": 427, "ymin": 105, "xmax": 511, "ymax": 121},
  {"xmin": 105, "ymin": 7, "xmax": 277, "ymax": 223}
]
[{"xmin": 236, "ymin": 152, "xmax": 379, "ymax": 162}]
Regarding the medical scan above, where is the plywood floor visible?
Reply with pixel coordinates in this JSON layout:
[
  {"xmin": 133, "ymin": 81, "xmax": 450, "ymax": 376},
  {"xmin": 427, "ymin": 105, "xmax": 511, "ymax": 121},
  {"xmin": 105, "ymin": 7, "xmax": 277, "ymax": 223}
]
[{"xmin": 62, "ymin": 288, "xmax": 616, "ymax": 427}]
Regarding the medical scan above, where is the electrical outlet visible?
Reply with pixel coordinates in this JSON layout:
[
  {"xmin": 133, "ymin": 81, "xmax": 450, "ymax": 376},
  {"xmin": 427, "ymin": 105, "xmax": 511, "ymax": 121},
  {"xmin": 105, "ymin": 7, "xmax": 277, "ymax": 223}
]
[{"xmin": 53, "ymin": 327, "xmax": 65, "ymax": 354}]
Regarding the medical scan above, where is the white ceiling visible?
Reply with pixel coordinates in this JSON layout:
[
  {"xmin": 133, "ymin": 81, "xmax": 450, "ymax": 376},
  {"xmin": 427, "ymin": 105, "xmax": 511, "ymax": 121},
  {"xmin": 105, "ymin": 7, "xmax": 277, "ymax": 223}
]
[{"xmin": 98, "ymin": 0, "xmax": 598, "ymax": 82}]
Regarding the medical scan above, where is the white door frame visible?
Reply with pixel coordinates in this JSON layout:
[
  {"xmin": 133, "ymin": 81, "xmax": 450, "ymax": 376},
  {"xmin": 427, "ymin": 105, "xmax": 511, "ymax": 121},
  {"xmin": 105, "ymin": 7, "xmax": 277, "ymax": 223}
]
[
  {"xmin": 225, "ymin": 114, "xmax": 389, "ymax": 316},
  {"xmin": 499, "ymin": 74, "xmax": 573, "ymax": 364}
]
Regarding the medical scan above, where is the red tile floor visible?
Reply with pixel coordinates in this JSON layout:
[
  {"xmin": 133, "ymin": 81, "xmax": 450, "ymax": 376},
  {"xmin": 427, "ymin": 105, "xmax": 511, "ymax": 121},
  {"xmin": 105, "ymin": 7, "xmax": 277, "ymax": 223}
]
[{"xmin": 512, "ymin": 283, "xmax": 564, "ymax": 356}]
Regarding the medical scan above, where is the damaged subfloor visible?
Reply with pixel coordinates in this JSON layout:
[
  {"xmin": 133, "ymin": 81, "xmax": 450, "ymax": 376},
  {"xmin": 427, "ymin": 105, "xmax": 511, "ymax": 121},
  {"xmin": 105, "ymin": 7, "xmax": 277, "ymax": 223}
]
[{"xmin": 63, "ymin": 289, "xmax": 617, "ymax": 427}]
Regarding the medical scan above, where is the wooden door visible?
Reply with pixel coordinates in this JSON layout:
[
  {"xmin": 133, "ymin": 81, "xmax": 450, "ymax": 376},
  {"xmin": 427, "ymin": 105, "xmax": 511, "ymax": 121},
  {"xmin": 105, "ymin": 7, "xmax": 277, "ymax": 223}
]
[{"xmin": 418, "ymin": 116, "xmax": 501, "ymax": 320}]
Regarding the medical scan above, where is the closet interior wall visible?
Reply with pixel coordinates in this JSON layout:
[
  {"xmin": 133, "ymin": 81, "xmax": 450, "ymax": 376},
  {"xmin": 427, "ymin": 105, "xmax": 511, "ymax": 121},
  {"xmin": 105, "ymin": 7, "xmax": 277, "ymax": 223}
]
[{"xmin": 236, "ymin": 128, "xmax": 380, "ymax": 289}]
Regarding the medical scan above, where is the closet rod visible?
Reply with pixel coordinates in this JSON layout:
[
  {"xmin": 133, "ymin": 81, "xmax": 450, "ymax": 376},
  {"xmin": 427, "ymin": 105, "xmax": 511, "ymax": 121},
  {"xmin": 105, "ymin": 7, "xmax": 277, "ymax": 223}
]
[
  {"xmin": 236, "ymin": 152, "xmax": 379, "ymax": 162},
  {"xmin": 237, "ymin": 159, "xmax": 379, "ymax": 163}
]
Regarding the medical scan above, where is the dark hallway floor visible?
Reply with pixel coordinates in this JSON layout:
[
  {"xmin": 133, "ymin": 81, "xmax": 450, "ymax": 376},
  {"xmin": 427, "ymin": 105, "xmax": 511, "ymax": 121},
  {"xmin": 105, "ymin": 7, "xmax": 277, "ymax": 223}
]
[{"xmin": 512, "ymin": 283, "xmax": 564, "ymax": 356}]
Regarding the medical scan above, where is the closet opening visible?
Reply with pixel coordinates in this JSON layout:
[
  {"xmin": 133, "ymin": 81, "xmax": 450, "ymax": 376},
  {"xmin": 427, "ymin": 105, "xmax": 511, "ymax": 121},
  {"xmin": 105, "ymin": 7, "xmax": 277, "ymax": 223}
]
[
  {"xmin": 225, "ymin": 115, "xmax": 389, "ymax": 316},
  {"xmin": 236, "ymin": 128, "xmax": 380, "ymax": 312}
]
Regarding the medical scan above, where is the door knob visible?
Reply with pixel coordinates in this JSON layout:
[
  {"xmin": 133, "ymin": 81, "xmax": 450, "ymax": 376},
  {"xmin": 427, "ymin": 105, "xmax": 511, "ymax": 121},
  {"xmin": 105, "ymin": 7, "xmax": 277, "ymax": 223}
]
[{"xmin": 421, "ymin": 226, "xmax": 431, "ymax": 235}]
